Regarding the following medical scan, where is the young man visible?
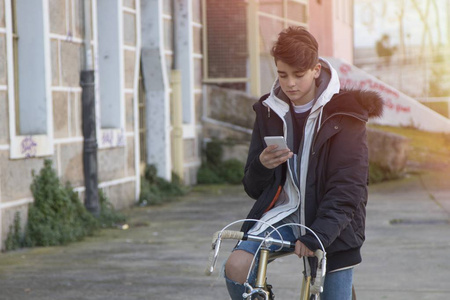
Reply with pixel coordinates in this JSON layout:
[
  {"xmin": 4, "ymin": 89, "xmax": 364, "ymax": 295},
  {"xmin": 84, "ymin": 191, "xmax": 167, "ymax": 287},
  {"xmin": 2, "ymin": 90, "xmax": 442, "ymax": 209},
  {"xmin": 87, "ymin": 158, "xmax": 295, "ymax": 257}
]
[{"xmin": 224, "ymin": 26, "xmax": 383, "ymax": 299}]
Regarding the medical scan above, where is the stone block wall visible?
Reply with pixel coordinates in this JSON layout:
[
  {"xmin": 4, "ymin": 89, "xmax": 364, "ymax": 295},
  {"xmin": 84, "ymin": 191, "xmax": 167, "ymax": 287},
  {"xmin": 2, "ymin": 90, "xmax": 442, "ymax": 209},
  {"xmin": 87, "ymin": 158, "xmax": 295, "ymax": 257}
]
[
  {"xmin": 0, "ymin": 0, "xmax": 140, "ymax": 249},
  {"xmin": 205, "ymin": 86, "xmax": 257, "ymax": 131},
  {"xmin": 367, "ymin": 127, "xmax": 409, "ymax": 173}
]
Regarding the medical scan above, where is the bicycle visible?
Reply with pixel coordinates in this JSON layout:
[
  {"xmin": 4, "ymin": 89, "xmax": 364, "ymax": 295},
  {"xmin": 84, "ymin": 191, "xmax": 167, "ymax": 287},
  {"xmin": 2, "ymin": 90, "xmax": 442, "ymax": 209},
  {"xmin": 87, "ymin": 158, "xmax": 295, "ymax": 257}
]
[{"xmin": 205, "ymin": 219, "xmax": 327, "ymax": 300}]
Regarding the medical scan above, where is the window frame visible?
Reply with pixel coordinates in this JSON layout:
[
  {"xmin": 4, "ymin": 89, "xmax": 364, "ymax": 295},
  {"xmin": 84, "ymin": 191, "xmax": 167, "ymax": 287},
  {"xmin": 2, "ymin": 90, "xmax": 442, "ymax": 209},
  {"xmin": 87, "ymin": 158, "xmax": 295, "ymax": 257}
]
[
  {"xmin": 6, "ymin": 0, "xmax": 54, "ymax": 159},
  {"xmin": 93, "ymin": 0, "xmax": 126, "ymax": 149}
]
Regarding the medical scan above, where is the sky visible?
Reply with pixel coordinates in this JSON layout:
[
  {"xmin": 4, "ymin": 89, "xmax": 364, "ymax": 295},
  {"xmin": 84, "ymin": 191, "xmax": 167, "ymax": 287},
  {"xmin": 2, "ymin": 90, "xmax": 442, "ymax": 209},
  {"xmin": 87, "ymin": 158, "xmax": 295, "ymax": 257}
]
[{"xmin": 354, "ymin": 0, "xmax": 450, "ymax": 48}]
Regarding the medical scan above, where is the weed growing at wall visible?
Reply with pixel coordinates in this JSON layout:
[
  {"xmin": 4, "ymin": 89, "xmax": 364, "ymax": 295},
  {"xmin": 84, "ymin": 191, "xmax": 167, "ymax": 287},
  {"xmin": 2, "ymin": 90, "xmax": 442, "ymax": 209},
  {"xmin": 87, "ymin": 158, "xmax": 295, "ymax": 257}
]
[
  {"xmin": 4, "ymin": 159, "xmax": 126, "ymax": 251},
  {"xmin": 98, "ymin": 189, "xmax": 126, "ymax": 227},
  {"xmin": 4, "ymin": 213, "xmax": 22, "ymax": 251},
  {"xmin": 139, "ymin": 164, "xmax": 187, "ymax": 206},
  {"xmin": 197, "ymin": 139, "xmax": 245, "ymax": 185}
]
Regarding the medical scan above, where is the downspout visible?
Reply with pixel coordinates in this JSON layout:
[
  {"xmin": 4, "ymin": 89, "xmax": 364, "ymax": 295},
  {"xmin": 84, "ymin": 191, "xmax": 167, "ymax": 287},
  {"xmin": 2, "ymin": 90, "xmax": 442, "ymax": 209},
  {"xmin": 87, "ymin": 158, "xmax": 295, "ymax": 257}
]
[
  {"xmin": 80, "ymin": 0, "xmax": 99, "ymax": 215},
  {"xmin": 171, "ymin": 0, "xmax": 184, "ymax": 182}
]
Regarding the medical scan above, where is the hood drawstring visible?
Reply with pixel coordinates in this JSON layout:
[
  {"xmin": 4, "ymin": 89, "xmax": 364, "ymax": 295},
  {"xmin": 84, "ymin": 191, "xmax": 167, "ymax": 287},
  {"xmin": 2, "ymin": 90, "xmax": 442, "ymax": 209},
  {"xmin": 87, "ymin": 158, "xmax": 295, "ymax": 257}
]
[
  {"xmin": 268, "ymin": 106, "xmax": 271, "ymax": 118},
  {"xmin": 317, "ymin": 106, "xmax": 324, "ymax": 133}
]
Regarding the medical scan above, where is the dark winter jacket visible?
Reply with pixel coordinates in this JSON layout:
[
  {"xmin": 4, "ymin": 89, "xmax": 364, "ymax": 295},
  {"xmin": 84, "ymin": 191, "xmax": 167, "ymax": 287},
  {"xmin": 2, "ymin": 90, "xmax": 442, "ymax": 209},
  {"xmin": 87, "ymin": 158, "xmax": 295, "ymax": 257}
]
[{"xmin": 241, "ymin": 62, "xmax": 384, "ymax": 272}]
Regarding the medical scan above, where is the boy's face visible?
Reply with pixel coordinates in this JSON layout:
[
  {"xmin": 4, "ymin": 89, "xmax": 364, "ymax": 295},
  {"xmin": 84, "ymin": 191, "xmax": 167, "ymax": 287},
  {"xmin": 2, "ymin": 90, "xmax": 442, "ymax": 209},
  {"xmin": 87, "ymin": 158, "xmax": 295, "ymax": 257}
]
[{"xmin": 276, "ymin": 60, "xmax": 321, "ymax": 106}]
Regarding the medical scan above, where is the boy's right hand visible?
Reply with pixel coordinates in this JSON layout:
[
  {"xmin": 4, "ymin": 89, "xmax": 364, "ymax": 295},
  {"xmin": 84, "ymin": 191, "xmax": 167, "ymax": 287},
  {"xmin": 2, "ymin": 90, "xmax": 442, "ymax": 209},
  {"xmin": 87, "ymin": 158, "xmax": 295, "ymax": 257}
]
[{"xmin": 259, "ymin": 145, "xmax": 293, "ymax": 169}]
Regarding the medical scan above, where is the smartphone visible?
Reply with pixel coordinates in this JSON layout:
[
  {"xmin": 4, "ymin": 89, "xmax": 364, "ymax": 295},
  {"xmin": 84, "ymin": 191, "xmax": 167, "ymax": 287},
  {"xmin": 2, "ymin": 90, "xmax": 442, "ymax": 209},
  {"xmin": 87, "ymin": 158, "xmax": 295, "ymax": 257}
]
[{"xmin": 264, "ymin": 136, "xmax": 288, "ymax": 150}]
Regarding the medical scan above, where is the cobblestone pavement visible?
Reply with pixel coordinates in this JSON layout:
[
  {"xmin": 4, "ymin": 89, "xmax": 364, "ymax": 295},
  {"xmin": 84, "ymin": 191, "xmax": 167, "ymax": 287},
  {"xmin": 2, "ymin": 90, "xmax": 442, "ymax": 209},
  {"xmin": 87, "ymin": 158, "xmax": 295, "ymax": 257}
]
[{"xmin": 0, "ymin": 171, "xmax": 449, "ymax": 300}]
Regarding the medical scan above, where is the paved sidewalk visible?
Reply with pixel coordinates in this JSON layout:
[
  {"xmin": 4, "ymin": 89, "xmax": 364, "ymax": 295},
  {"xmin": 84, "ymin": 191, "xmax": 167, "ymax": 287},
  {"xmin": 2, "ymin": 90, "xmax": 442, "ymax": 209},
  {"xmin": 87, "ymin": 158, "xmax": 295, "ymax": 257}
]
[{"xmin": 0, "ymin": 174, "xmax": 449, "ymax": 300}]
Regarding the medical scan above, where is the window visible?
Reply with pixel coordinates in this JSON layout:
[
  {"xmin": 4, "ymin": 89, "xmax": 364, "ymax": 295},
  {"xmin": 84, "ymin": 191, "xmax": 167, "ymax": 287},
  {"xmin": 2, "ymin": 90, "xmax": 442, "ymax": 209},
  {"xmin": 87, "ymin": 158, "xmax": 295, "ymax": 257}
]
[
  {"xmin": 96, "ymin": 0, "xmax": 122, "ymax": 130},
  {"xmin": 13, "ymin": 0, "xmax": 49, "ymax": 135},
  {"xmin": 7, "ymin": 0, "xmax": 53, "ymax": 159}
]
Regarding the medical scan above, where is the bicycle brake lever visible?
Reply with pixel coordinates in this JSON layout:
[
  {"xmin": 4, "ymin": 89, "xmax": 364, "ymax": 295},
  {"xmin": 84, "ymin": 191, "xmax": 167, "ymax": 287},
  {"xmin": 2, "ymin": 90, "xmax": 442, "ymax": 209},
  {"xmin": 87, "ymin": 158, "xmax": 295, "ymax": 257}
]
[
  {"xmin": 205, "ymin": 235, "xmax": 222, "ymax": 275},
  {"xmin": 310, "ymin": 250, "xmax": 327, "ymax": 294},
  {"xmin": 210, "ymin": 237, "xmax": 222, "ymax": 272}
]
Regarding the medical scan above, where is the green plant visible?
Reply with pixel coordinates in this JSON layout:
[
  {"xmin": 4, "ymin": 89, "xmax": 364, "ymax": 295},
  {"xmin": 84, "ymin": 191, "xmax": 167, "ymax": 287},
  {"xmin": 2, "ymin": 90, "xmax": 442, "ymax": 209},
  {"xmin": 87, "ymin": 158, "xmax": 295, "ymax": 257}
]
[
  {"xmin": 218, "ymin": 159, "xmax": 244, "ymax": 184},
  {"xmin": 97, "ymin": 189, "xmax": 126, "ymax": 227},
  {"xmin": 4, "ymin": 212, "xmax": 22, "ymax": 251},
  {"xmin": 22, "ymin": 159, "xmax": 98, "ymax": 247},
  {"xmin": 205, "ymin": 138, "xmax": 223, "ymax": 167},
  {"xmin": 139, "ymin": 165, "xmax": 187, "ymax": 206},
  {"xmin": 3, "ymin": 160, "xmax": 130, "ymax": 251},
  {"xmin": 197, "ymin": 140, "xmax": 245, "ymax": 185},
  {"xmin": 197, "ymin": 164, "xmax": 223, "ymax": 184}
]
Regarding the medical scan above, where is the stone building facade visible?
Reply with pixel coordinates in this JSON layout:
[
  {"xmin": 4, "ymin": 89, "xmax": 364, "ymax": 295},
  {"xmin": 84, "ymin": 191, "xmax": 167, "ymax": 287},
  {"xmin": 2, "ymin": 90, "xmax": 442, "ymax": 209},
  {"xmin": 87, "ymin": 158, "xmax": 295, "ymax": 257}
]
[
  {"xmin": 0, "ymin": 0, "xmax": 356, "ymax": 249},
  {"xmin": 0, "ymin": 0, "xmax": 141, "ymax": 248},
  {"xmin": 140, "ymin": 0, "xmax": 204, "ymax": 185}
]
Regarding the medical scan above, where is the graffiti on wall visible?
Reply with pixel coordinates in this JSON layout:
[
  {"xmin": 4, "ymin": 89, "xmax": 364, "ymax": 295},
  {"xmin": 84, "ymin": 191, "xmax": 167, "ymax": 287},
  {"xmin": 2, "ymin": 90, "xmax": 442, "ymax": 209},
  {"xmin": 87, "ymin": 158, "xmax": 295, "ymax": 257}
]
[
  {"xmin": 338, "ymin": 63, "xmax": 412, "ymax": 115},
  {"xmin": 100, "ymin": 128, "xmax": 126, "ymax": 148},
  {"xmin": 10, "ymin": 134, "xmax": 53, "ymax": 159},
  {"xmin": 20, "ymin": 136, "xmax": 37, "ymax": 158}
]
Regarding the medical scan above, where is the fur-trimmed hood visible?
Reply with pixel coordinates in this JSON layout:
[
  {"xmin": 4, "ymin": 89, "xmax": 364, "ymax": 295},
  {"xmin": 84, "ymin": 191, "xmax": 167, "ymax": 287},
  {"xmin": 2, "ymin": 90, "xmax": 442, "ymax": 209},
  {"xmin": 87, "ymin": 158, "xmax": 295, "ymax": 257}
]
[
  {"xmin": 262, "ymin": 58, "xmax": 384, "ymax": 124},
  {"xmin": 322, "ymin": 89, "xmax": 384, "ymax": 124},
  {"xmin": 344, "ymin": 89, "xmax": 384, "ymax": 118}
]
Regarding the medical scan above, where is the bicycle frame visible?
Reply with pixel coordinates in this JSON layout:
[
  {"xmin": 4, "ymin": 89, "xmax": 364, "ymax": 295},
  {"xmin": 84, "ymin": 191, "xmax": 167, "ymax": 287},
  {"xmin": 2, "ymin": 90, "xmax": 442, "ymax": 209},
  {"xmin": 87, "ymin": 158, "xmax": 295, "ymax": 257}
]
[{"xmin": 205, "ymin": 222, "xmax": 327, "ymax": 300}]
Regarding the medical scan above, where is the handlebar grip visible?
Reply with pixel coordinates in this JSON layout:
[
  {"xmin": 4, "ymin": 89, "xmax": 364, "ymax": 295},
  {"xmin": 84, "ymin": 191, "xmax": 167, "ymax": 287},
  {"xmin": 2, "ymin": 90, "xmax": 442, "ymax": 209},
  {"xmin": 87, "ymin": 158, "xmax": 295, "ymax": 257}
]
[
  {"xmin": 214, "ymin": 230, "xmax": 244, "ymax": 241},
  {"xmin": 310, "ymin": 249, "xmax": 326, "ymax": 294},
  {"xmin": 314, "ymin": 249, "xmax": 324, "ymax": 261},
  {"xmin": 205, "ymin": 230, "xmax": 245, "ymax": 276}
]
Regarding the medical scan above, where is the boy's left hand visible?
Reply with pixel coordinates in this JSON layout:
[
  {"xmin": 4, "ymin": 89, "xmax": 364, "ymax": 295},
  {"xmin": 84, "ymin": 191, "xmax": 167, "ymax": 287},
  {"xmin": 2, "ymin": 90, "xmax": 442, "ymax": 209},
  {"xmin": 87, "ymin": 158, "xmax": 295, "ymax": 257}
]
[{"xmin": 295, "ymin": 240, "xmax": 314, "ymax": 258}]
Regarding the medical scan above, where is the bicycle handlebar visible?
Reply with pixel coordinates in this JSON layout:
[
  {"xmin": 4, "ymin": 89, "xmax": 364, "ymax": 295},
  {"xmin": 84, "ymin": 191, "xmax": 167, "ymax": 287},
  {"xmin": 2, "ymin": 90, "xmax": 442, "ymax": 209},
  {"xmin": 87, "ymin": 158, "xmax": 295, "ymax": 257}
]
[
  {"xmin": 205, "ymin": 230, "xmax": 244, "ymax": 275},
  {"xmin": 205, "ymin": 230, "xmax": 324, "ymax": 276},
  {"xmin": 205, "ymin": 223, "xmax": 327, "ymax": 298}
]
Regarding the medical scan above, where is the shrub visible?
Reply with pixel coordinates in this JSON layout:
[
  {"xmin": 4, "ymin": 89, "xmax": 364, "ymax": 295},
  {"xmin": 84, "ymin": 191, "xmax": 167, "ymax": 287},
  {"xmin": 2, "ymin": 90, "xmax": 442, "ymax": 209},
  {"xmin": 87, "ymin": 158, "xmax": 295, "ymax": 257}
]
[
  {"xmin": 197, "ymin": 139, "xmax": 245, "ymax": 185},
  {"xmin": 205, "ymin": 138, "xmax": 223, "ymax": 167},
  {"xmin": 97, "ymin": 189, "xmax": 126, "ymax": 228},
  {"xmin": 4, "ymin": 213, "xmax": 22, "ymax": 251},
  {"xmin": 197, "ymin": 164, "xmax": 223, "ymax": 184},
  {"xmin": 218, "ymin": 159, "xmax": 245, "ymax": 184},
  {"xmin": 22, "ymin": 160, "xmax": 98, "ymax": 247},
  {"xmin": 3, "ymin": 159, "xmax": 127, "ymax": 251},
  {"xmin": 139, "ymin": 164, "xmax": 187, "ymax": 206}
]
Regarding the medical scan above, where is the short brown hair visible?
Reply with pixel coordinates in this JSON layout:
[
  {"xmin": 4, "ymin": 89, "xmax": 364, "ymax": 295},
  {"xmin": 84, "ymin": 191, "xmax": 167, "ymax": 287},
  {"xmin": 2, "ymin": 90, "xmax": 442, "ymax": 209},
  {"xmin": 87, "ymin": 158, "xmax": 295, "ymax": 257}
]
[{"xmin": 270, "ymin": 26, "xmax": 319, "ymax": 72}]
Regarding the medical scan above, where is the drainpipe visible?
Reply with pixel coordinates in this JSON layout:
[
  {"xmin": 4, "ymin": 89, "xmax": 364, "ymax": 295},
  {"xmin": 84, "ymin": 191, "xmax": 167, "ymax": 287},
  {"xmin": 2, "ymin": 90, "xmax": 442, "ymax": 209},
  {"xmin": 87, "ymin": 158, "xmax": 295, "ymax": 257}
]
[
  {"xmin": 171, "ymin": 0, "xmax": 184, "ymax": 181},
  {"xmin": 80, "ymin": 0, "xmax": 99, "ymax": 216}
]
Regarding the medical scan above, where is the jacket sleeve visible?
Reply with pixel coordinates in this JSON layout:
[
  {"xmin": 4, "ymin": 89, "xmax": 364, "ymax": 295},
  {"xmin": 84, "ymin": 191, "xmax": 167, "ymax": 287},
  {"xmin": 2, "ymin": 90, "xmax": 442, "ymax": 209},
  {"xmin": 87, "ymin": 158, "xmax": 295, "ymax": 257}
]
[
  {"xmin": 300, "ymin": 116, "xmax": 369, "ymax": 250},
  {"xmin": 242, "ymin": 109, "xmax": 276, "ymax": 199}
]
